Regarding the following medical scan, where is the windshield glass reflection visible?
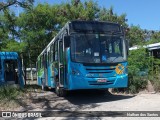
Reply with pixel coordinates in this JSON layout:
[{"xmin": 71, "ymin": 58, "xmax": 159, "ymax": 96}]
[{"xmin": 71, "ymin": 34, "xmax": 126, "ymax": 63}]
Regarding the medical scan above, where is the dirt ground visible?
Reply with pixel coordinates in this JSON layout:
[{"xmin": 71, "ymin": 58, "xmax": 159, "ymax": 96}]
[
  {"xmin": 0, "ymin": 87, "xmax": 160, "ymax": 120},
  {"xmin": 21, "ymin": 90, "xmax": 160, "ymax": 111}
]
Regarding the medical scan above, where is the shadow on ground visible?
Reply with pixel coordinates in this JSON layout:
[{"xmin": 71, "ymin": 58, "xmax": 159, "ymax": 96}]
[
  {"xmin": 65, "ymin": 90, "xmax": 135, "ymax": 105},
  {"xmin": 23, "ymin": 85, "xmax": 135, "ymax": 105},
  {"xmin": 24, "ymin": 84, "xmax": 42, "ymax": 90},
  {"xmin": 13, "ymin": 87, "xmax": 135, "ymax": 119},
  {"xmin": 20, "ymin": 89, "xmax": 135, "ymax": 111}
]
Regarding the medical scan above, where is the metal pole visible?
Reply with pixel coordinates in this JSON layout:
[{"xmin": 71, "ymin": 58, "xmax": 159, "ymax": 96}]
[
  {"xmin": 21, "ymin": 53, "xmax": 26, "ymax": 85},
  {"xmin": 28, "ymin": 50, "xmax": 33, "ymax": 81},
  {"xmin": 152, "ymin": 50, "xmax": 154, "ymax": 78}
]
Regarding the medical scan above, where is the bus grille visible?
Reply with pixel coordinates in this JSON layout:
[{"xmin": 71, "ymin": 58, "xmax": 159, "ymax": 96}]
[{"xmin": 84, "ymin": 65, "xmax": 116, "ymax": 78}]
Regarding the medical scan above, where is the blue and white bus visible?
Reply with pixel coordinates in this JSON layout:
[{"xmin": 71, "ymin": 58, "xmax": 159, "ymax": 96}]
[
  {"xmin": 0, "ymin": 52, "xmax": 24, "ymax": 87},
  {"xmin": 37, "ymin": 20, "xmax": 128, "ymax": 96}
]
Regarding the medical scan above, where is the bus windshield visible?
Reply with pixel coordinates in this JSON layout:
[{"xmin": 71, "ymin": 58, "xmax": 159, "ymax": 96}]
[{"xmin": 71, "ymin": 33, "xmax": 127, "ymax": 63}]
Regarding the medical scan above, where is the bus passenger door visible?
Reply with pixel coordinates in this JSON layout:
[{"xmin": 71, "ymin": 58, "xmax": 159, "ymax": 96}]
[
  {"xmin": 4, "ymin": 60, "xmax": 18, "ymax": 84},
  {"xmin": 58, "ymin": 40, "xmax": 64, "ymax": 87}
]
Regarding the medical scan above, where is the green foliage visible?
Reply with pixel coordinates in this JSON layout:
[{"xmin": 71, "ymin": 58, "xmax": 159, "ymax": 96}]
[
  {"xmin": 126, "ymin": 25, "xmax": 145, "ymax": 46},
  {"xmin": 152, "ymin": 78, "xmax": 160, "ymax": 92},
  {"xmin": 0, "ymin": 85, "xmax": 24, "ymax": 101},
  {"xmin": 149, "ymin": 71, "xmax": 160, "ymax": 92},
  {"xmin": 0, "ymin": 0, "xmax": 34, "ymax": 10},
  {"xmin": 99, "ymin": 6, "xmax": 127, "ymax": 27},
  {"xmin": 151, "ymin": 31, "xmax": 160, "ymax": 40},
  {"xmin": 128, "ymin": 48, "xmax": 152, "ymax": 93},
  {"xmin": 128, "ymin": 44, "xmax": 160, "ymax": 93},
  {"xmin": 128, "ymin": 47, "xmax": 151, "ymax": 74},
  {"xmin": 2, "ymin": 40, "xmax": 26, "ymax": 52},
  {"xmin": 128, "ymin": 76, "xmax": 148, "ymax": 94},
  {"xmin": 0, "ymin": 84, "xmax": 42, "ymax": 110},
  {"xmin": 148, "ymin": 59, "xmax": 160, "ymax": 92},
  {"xmin": 1, "ymin": 0, "xmax": 128, "ymax": 67},
  {"xmin": 1, "ymin": 0, "xmax": 160, "ymax": 93},
  {"xmin": 15, "ymin": 0, "xmax": 127, "ymax": 66}
]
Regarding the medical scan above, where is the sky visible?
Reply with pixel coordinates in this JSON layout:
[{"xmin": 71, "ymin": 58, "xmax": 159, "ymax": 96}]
[{"xmin": 10, "ymin": 0, "xmax": 160, "ymax": 30}]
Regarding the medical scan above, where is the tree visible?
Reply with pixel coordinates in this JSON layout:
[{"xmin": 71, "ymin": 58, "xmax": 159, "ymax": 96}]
[
  {"xmin": 0, "ymin": 9, "xmax": 17, "ymax": 50},
  {"xmin": 0, "ymin": 0, "xmax": 34, "ymax": 10},
  {"xmin": 99, "ymin": 6, "xmax": 127, "ymax": 27},
  {"xmin": 0, "ymin": 0, "xmax": 129, "ymax": 67},
  {"xmin": 0, "ymin": 0, "xmax": 34, "ymax": 52},
  {"xmin": 126, "ymin": 25, "xmax": 145, "ymax": 46}
]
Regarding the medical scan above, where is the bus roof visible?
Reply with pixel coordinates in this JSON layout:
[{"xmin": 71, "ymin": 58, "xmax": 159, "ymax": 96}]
[
  {"xmin": 129, "ymin": 42, "xmax": 160, "ymax": 51},
  {"xmin": 0, "ymin": 52, "xmax": 19, "ymax": 59}
]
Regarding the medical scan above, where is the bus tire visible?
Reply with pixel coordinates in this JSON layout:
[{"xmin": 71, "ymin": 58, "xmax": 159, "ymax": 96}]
[
  {"xmin": 55, "ymin": 85, "xmax": 67, "ymax": 97},
  {"xmin": 55, "ymin": 79, "xmax": 67, "ymax": 97},
  {"xmin": 55, "ymin": 82, "xmax": 60, "ymax": 96},
  {"xmin": 41, "ymin": 78, "xmax": 47, "ymax": 91}
]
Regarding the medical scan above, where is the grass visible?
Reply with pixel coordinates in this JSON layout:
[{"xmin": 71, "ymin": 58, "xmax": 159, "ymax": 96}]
[
  {"xmin": 0, "ymin": 85, "xmax": 24, "ymax": 110},
  {"xmin": 0, "ymin": 85, "xmax": 23, "ymax": 100},
  {"xmin": 0, "ymin": 84, "xmax": 42, "ymax": 110}
]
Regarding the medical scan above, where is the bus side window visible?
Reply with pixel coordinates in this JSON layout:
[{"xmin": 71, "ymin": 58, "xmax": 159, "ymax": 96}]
[
  {"xmin": 54, "ymin": 41, "xmax": 58, "ymax": 61},
  {"xmin": 40, "ymin": 56, "xmax": 42, "ymax": 68},
  {"xmin": 64, "ymin": 36, "xmax": 70, "ymax": 48},
  {"xmin": 38, "ymin": 59, "xmax": 40, "ymax": 69},
  {"xmin": 47, "ymin": 51, "xmax": 50, "ymax": 64},
  {"xmin": 51, "ymin": 44, "xmax": 54, "ymax": 62}
]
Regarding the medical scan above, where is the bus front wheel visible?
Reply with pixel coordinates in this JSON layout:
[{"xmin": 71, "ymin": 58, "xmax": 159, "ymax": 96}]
[
  {"xmin": 55, "ymin": 79, "xmax": 67, "ymax": 97},
  {"xmin": 41, "ymin": 78, "xmax": 48, "ymax": 91}
]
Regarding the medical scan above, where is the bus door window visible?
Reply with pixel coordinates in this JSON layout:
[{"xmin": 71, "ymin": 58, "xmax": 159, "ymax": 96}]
[
  {"xmin": 4, "ymin": 60, "xmax": 18, "ymax": 83},
  {"xmin": 58, "ymin": 40, "xmax": 64, "ymax": 86},
  {"xmin": 5, "ymin": 61, "xmax": 10, "ymax": 81},
  {"xmin": 59, "ymin": 41, "xmax": 63, "ymax": 63},
  {"xmin": 14, "ymin": 60, "xmax": 18, "ymax": 84}
]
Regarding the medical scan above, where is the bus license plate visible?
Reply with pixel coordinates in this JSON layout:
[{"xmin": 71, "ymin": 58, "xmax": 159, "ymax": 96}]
[{"xmin": 97, "ymin": 79, "xmax": 107, "ymax": 83}]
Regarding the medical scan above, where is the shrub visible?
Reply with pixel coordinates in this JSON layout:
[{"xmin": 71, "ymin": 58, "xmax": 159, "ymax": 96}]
[
  {"xmin": 128, "ymin": 76, "xmax": 147, "ymax": 93},
  {"xmin": 0, "ymin": 85, "xmax": 23, "ymax": 101},
  {"xmin": 150, "ymin": 76, "xmax": 160, "ymax": 92}
]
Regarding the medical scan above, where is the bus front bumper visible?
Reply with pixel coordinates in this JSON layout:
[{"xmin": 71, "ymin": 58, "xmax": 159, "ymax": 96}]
[{"xmin": 68, "ymin": 74, "xmax": 128, "ymax": 90}]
